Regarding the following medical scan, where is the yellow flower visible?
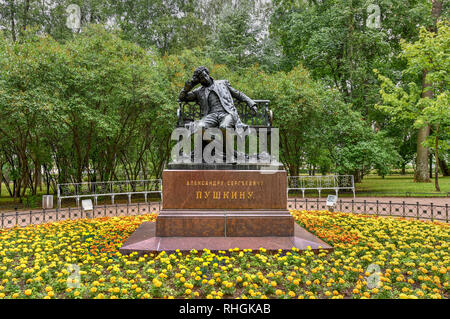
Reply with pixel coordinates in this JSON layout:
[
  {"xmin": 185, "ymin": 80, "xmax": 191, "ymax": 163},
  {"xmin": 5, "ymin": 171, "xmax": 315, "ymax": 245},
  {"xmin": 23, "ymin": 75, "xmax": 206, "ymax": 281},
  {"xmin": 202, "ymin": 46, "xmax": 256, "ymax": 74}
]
[
  {"xmin": 152, "ymin": 278, "xmax": 162, "ymax": 288},
  {"xmin": 24, "ymin": 289, "xmax": 32, "ymax": 296}
]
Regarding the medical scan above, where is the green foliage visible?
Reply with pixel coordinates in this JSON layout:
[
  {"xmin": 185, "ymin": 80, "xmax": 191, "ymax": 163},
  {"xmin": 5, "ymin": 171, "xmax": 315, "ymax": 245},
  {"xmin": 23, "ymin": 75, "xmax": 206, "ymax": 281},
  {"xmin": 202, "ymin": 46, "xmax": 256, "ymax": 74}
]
[
  {"xmin": 376, "ymin": 20, "xmax": 450, "ymax": 149},
  {"xmin": 206, "ymin": 1, "xmax": 262, "ymax": 71},
  {"xmin": 109, "ymin": 0, "xmax": 209, "ymax": 54},
  {"xmin": 0, "ymin": 26, "xmax": 176, "ymax": 200},
  {"xmin": 270, "ymin": 0, "xmax": 434, "ymax": 116}
]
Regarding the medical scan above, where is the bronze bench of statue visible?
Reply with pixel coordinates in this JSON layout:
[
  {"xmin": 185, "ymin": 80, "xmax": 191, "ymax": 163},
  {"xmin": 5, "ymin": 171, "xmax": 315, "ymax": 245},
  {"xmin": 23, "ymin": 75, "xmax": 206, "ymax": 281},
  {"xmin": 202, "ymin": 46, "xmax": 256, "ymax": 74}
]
[{"xmin": 177, "ymin": 66, "xmax": 272, "ymax": 129}]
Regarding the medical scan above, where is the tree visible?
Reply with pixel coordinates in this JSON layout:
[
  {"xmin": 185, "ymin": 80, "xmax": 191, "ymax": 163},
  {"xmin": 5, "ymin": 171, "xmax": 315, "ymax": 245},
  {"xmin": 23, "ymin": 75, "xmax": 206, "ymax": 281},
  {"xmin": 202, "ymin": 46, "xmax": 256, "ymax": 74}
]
[
  {"xmin": 376, "ymin": 21, "xmax": 449, "ymax": 191},
  {"xmin": 0, "ymin": 25, "xmax": 177, "ymax": 202},
  {"xmin": 206, "ymin": 0, "xmax": 262, "ymax": 71},
  {"xmin": 107, "ymin": 0, "xmax": 209, "ymax": 54}
]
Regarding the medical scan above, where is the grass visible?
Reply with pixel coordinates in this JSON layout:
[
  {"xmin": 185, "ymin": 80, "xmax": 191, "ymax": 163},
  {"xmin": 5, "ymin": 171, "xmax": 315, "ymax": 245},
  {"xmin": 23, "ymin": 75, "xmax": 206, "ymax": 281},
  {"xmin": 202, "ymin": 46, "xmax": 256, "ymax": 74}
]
[
  {"xmin": 356, "ymin": 175, "xmax": 450, "ymax": 196},
  {"xmin": 289, "ymin": 174, "xmax": 450, "ymax": 198}
]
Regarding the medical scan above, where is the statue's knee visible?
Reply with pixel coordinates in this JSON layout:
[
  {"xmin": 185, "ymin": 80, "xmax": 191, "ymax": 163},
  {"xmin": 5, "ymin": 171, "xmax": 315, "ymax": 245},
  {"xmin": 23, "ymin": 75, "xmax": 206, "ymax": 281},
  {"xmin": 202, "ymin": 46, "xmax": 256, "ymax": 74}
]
[
  {"xmin": 197, "ymin": 121, "xmax": 207, "ymax": 129},
  {"xmin": 220, "ymin": 117, "xmax": 234, "ymax": 129}
]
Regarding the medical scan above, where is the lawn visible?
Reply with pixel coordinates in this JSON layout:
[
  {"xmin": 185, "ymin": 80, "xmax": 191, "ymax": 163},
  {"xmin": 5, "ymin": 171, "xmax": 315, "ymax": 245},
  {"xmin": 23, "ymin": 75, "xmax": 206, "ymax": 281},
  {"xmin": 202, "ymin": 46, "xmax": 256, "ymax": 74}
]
[
  {"xmin": 0, "ymin": 211, "xmax": 448, "ymax": 299},
  {"xmin": 290, "ymin": 174, "xmax": 450, "ymax": 198},
  {"xmin": 356, "ymin": 175, "xmax": 450, "ymax": 196}
]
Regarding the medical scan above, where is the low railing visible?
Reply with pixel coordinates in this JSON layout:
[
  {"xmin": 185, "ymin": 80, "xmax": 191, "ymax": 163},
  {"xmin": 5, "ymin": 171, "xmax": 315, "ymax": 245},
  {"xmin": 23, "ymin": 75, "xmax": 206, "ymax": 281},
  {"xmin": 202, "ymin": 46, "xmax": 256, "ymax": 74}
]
[
  {"xmin": 287, "ymin": 175, "xmax": 355, "ymax": 198},
  {"xmin": 57, "ymin": 179, "xmax": 162, "ymax": 208},
  {"xmin": 287, "ymin": 198, "xmax": 448, "ymax": 222},
  {"xmin": 0, "ymin": 202, "xmax": 162, "ymax": 229},
  {"xmin": 1, "ymin": 198, "xmax": 447, "ymax": 229}
]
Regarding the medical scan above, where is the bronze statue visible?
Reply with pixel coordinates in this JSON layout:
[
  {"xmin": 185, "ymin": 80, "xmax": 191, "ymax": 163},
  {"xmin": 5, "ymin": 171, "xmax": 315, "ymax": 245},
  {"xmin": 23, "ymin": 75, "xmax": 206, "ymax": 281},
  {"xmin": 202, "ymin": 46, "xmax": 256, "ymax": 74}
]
[{"xmin": 178, "ymin": 66, "xmax": 257, "ymax": 130}]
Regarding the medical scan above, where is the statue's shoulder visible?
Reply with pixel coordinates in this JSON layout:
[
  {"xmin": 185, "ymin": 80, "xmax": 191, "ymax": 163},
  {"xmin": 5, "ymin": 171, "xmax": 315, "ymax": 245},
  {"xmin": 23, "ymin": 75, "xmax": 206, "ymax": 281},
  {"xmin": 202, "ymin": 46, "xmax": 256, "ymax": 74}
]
[{"xmin": 215, "ymin": 79, "xmax": 230, "ymax": 86}]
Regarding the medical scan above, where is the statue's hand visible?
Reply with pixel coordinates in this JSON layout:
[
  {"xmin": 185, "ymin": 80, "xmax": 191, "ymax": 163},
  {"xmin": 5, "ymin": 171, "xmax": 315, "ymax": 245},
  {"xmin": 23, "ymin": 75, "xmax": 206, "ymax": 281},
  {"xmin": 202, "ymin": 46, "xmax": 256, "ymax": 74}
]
[
  {"xmin": 184, "ymin": 78, "xmax": 197, "ymax": 91},
  {"xmin": 250, "ymin": 104, "xmax": 258, "ymax": 114},
  {"xmin": 190, "ymin": 75, "xmax": 200, "ymax": 86}
]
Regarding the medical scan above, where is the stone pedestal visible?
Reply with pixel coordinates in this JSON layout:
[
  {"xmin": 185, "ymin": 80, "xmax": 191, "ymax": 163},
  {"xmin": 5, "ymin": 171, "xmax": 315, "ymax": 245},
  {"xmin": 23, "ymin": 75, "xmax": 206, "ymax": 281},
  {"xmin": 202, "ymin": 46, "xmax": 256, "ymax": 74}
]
[
  {"xmin": 119, "ymin": 166, "xmax": 332, "ymax": 254},
  {"xmin": 156, "ymin": 210, "xmax": 293, "ymax": 237}
]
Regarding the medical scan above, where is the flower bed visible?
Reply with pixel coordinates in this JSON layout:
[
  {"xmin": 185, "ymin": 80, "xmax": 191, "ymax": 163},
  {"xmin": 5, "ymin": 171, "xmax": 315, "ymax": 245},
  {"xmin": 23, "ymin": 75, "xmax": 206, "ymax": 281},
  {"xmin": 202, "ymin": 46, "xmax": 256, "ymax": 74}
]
[{"xmin": 0, "ymin": 211, "xmax": 448, "ymax": 299}]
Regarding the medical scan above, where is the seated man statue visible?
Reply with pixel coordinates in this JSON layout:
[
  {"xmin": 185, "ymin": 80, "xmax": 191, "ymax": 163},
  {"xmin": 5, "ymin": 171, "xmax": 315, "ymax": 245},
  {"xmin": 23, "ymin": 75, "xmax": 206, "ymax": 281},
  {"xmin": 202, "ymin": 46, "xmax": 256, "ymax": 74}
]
[{"xmin": 178, "ymin": 66, "xmax": 257, "ymax": 130}]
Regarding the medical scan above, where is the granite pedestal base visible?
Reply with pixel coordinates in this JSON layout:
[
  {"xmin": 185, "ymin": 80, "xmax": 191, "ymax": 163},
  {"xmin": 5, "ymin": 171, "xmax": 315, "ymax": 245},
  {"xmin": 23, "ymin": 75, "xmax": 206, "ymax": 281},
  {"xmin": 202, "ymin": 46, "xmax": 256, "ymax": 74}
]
[
  {"xmin": 156, "ymin": 210, "xmax": 294, "ymax": 237},
  {"xmin": 119, "ymin": 221, "xmax": 332, "ymax": 254},
  {"xmin": 119, "ymin": 167, "xmax": 333, "ymax": 254}
]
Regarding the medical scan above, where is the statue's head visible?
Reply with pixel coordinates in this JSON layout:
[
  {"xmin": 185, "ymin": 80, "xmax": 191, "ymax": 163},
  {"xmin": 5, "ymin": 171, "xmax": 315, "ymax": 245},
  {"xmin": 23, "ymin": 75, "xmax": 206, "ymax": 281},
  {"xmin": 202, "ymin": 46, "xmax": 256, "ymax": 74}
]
[{"xmin": 193, "ymin": 66, "xmax": 213, "ymax": 86}]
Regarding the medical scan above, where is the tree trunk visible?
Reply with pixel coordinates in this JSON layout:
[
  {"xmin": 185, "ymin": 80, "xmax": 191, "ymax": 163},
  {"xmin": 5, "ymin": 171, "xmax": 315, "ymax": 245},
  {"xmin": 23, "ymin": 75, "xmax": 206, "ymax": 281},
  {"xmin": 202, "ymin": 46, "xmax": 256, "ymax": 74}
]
[
  {"xmin": 415, "ymin": 0, "xmax": 442, "ymax": 183},
  {"xmin": 415, "ymin": 124, "xmax": 430, "ymax": 183},
  {"xmin": 22, "ymin": 0, "xmax": 30, "ymax": 32},
  {"xmin": 429, "ymin": 152, "xmax": 433, "ymax": 178},
  {"xmin": 434, "ymin": 126, "xmax": 440, "ymax": 192},
  {"xmin": 431, "ymin": 1, "xmax": 443, "ymax": 28},
  {"xmin": 0, "ymin": 162, "xmax": 2, "ymax": 198},
  {"xmin": 439, "ymin": 156, "xmax": 449, "ymax": 176},
  {"xmin": 9, "ymin": 0, "xmax": 16, "ymax": 42},
  {"xmin": 401, "ymin": 162, "xmax": 406, "ymax": 175},
  {"xmin": 353, "ymin": 169, "xmax": 362, "ymax": 183}
]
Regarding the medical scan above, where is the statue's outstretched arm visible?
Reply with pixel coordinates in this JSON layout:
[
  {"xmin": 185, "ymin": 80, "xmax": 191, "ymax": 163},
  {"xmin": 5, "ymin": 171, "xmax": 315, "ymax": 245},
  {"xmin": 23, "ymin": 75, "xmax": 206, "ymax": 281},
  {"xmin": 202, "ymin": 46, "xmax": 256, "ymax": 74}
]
[{"xmin": 225, "ymin": 81, "xmax": 257, "ymax": 112}]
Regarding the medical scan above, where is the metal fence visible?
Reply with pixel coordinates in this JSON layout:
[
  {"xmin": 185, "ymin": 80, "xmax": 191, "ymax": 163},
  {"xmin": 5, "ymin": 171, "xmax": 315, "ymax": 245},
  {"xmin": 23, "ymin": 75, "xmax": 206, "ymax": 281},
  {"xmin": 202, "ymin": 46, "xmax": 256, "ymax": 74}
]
[
  {"xmin": 0, "ymin": 202, "xmax": 162, "ymax": 229},
  {"xmin": 287, "ymin": 198, "xmax": 449, "ymax": 222},
  {"xmin": 57, "ymin": 179, "xmax": 162, "ymax": 208},
  {"xmin": 287, "ymin": 175, "xmax": 355, "ymax": 198},
  {"xmin": 1, "ymin": 198, "xmax": 448, "ymax": 229}
]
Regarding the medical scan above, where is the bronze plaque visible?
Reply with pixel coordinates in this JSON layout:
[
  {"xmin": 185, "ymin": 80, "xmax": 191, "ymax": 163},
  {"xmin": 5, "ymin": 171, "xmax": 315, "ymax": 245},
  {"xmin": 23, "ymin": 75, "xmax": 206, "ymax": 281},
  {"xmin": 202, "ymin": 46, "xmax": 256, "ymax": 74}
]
[{"xmin": 162, "ymin": 169, "xmax": 287, "ymax": 209}]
